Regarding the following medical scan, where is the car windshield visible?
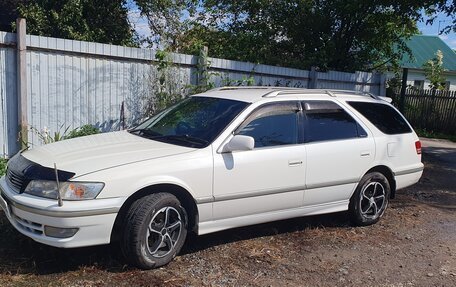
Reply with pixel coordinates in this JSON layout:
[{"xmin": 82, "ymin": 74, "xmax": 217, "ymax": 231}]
[{"xmin": 129, "ymin": 96, "xmax": 249, "ymax": 148}]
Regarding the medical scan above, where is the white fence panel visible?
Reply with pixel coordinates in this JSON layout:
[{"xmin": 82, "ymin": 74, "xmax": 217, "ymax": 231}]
[
  {"xmin": 0, "ymin": 31, "xmax": 385, "ymax": 156},
  {"xmin": 0, "ymin": 32, "xmax": 19, "ymax": 157},
  {"xmin": 316, "ymin": 70, "xmax": 382, "ymax": 94}
]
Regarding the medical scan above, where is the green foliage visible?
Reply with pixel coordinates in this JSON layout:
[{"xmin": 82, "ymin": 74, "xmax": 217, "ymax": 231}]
[
  {"xmin": 177, "ymin": 1, "xmax": 431, "ymax": 72},
  {"xmin": 221, "ymin": 75, "xmax": 255, "ymax": 87},
  {"xmin": 0, "ymin": 0, "xmax": 26, "ymax": 32},
  {"xmin": 426, "ymin": 1, "xmax": 456, "ymax": 34},
  {"xmin": 0, "ymin": 158, "xmax": 7, "ymax": 177},
  {"xmin": 134, "ymin": 0, "xmax": 197, "ymax": 47},
  {"xmin": 416, "ymin": 128, "xmax": 456, "ymax": 142},
  {"xmin": 65, "ymin": 124, "xmax": 99, "ymax": 139},
  {"xmin": 30, "ymin": 124, "xmax": 71, "ymax": 144},
  {"xmin": 30, "ymin": 124, "xmax": 99, "ymax": 145},
  {"xmin": 153, "ymin": 50, "xmax": 184, "ymax": 112},
  {"xmin": 137, "ymin": 49, "xmax": 187, "ymax": 119},
  {"xmin": 15, "ymin": 0, "xmax": 137, "ymax": 46},
  {"xmin": 187, "ymin": 80, "xmax": 216, "ymax": 95},
  {"xmin": 423, "ymin": 50, "xmax": 447, "ymax": 90}
]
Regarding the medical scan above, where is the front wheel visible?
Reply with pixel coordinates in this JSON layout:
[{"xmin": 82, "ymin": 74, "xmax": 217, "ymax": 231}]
[
  {"xmin": 121, "ymin": 193, "xmax": 188, "ymax": 269},
  {"xmin": 349, "ymin": 172, "xmax": 390, "ymax": 226}
]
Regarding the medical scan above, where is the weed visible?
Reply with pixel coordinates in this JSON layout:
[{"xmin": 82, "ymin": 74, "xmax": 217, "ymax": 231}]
[
  {"xmin": 65, "ymin": 125, "xmax": 100, "ymax": 139},
  {"xmin": 416, "ymin": 128, "xmax": 456, "ymax": 142},
  {"xmin": 0, "ymin": 158, "xmax": 7, "ymax": 176}
]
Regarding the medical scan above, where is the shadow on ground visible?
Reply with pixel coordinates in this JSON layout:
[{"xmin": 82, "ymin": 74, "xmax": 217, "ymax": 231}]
[
  {"xmin": 402, "ymin": 147, "xmax": 456, "ymax": 207},
  {"xmin": 0, "ymin": 210, "xmax": 351, "ymax": 275}
]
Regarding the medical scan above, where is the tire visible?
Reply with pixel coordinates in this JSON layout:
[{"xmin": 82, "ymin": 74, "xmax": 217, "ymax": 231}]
[
  {"xmin": 121, "ymin": 193, "xmax": 188, "ymax": 269},
  {"xmin": 349, "ymin": 172, "xmax": 390, "ymax": 226}
]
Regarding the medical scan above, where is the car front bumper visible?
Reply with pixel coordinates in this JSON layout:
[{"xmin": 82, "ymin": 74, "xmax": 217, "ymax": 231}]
[{"xmin": 0, "ymin": 177, "xmax": 124, "ymax": 248}]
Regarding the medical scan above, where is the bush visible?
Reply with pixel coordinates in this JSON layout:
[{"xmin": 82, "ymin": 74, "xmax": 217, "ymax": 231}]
[
  {"xmin": 65, "ymin": 125, "xmax": 100, "ymax": 139},
  {"xmin": 0, "ymin": 158, "xmax": 7, "ymax": 176},
  {"xmin": 416, "ymin": 129, "xmax": 456, "ymax": 142}
]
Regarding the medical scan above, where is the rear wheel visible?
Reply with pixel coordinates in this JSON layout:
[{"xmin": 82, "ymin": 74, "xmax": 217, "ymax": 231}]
[
  {"xmin": 121, "ymin": 193, "xmax": 188, "ymax": 269},
  {"xmin": 349, "ymin": 172, "xmax": 390, "ymax": 226}
]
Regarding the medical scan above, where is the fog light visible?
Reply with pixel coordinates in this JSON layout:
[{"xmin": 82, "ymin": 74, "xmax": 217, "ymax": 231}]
[{"xmin": 44, "ymin": 226, "xmax": 79, "ymax": 238}]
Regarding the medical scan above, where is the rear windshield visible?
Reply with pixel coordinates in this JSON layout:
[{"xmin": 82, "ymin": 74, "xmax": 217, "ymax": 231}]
[{"xmin": 348, "ymin": 102, "xmax": 412, "ymax": 135}]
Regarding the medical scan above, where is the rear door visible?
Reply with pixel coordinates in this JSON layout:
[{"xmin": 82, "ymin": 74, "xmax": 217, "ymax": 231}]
[{"xmin": 302, "ymin": 100, "xmax": 375, "ymax": 206}]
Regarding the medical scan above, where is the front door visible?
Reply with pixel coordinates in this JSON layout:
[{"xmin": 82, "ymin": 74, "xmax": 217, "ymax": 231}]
[{"xmin": 212, "ymin": 102, "xmax": 306, "ymax": 220}]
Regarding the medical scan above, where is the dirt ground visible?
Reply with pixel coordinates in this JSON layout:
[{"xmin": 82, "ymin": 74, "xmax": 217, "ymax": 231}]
[{"xmin": 0, "ymin": 138, "xmax": 455, "ymax": 287}]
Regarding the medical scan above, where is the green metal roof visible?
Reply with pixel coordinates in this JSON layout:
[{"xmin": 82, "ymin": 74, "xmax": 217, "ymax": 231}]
[{"xmin": 400, "ymin": 35, "xmax": 456, "ymax": 71}]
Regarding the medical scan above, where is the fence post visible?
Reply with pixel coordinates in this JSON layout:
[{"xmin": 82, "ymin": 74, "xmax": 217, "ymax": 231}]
[
  {"xmin": 197, "ymin": 46, "xmax": 209, "ymax": 87},
  {"xmin": 308, "ymin": 66, "xmax": 318, "ymax": 89},
  {"xmin": 379, "ymin": 73, "xmax": 386, "ymax": 97},
  {"xmin": 16, "ymin": 18, "xmax": 27, "ymax": 150},
  {"xmin": 399, "ymin": 68, "xmax": 408, "ymax": 113}
]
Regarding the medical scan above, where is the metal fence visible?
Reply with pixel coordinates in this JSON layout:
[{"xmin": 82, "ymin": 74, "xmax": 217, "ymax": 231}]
[
  {"xmin": 0, "ymin": 30, "xmax": 386, "ymax": 157},
  {"xmin": 393, "ymin": 89, "xmax": 456, "ymax": 135}
]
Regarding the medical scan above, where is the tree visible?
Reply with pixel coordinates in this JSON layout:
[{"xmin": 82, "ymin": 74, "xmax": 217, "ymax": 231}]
[
  {"xmin": 176, "ymin": 1, "xmax": 440, "ymax": 72},
  {"xmin": 15, "ymin": 0, "xmax": 138, "ymax": 46},
  {"xmin": 134, "ymin": 0, "xmax": 197, "ymax": 47},
  {"xmin": 0, "ymin": 0, "xmax": 26, "ymax": 32},
  {"xmin": 423, "ymin": 50, "xmax": 447, "ymax": 90}
]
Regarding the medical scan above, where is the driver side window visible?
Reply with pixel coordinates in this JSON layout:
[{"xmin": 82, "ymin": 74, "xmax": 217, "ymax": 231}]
[{"xmin": 236, "ymin": 102, "xmax": 299, "ymax": 148}]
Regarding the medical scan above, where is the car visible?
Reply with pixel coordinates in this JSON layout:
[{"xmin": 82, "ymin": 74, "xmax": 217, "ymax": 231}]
[{"xmin": 0, "ymin": 87, "xmax": 423, "ymax": 269}]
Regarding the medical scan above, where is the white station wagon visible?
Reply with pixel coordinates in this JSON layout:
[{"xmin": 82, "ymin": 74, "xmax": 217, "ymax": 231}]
[{"xmin": 0, "ymin": 87, "xmax": 423, "ymax": 269}]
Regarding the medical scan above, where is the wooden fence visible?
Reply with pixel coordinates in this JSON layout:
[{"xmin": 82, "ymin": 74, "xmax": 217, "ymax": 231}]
[{"xmin": 393, "ymin": 89, "xmax": 456, "ymax": 135}]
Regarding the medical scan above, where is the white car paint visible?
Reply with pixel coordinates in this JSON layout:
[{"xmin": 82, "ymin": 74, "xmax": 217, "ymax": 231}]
[
  {"xmin": 23, "ymin": 130, "xmax": 197, "ymax": 177},
  {"xmin": 0, "ymin": 87, "xmax": 423, "ymax": 248}
]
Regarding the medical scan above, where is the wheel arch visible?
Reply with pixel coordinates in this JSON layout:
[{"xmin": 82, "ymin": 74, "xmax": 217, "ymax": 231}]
[
  {"xmin": 110, "ymin": 183, "xmax": 199, "ymax": 243},
  {"xmin": 364, "ymin": 165, "xmax": 396, "ymax": 198}
]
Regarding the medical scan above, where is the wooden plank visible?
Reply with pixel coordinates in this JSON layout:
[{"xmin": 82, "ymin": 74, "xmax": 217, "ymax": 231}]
[{"xmin": 16, "ymin": 18, "xmax": 27, "ymax": 149}]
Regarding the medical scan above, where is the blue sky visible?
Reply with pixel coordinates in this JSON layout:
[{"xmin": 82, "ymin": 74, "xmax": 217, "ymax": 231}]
[{"xmin": 417, "ymin": 12, "xmax": 456, "ymax": 49}]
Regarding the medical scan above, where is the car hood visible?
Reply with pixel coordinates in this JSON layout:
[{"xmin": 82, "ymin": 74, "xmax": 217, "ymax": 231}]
[{"xmin": 21, "ymin": 131, "xmax": 197, "ymax": 178}]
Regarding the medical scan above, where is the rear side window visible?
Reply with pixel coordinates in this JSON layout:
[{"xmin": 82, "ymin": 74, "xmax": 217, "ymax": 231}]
[
  {"xmin": 348, "ymin": 102, "xmax": 412, "ymax": 135},
  {"xmin": 304, "ymin": 101, "xmax": 367, "ymax": 143}
]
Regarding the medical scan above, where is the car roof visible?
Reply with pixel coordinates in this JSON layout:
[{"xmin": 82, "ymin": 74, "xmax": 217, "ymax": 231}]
[{"xmin": 194, "ymin": 86, "xmax": 391, "ymax": 104}]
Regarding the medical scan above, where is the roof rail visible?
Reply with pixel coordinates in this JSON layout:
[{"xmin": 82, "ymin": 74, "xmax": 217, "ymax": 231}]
[
  {"xmin": 266, "ymin": 89, "xmax": 337, "ymax": 98},
  {"xmin": 208, "ymin": 86, "xmax": 386, "ymax": 101},
  {"xmin": 275, "ymin": 89, "xmax": 380, "ymax": 100},
  {"xmin": 209, "ymin": 86, "xmax": 290, "ymax": 92},
  {"xmin": 329, "ymin": 89, "xmax": 378, "ymax": 100}
]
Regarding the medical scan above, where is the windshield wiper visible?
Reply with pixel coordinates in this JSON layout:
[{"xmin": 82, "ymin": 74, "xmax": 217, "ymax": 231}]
[
  {"xmin": 128, "ymin": 128, "xmax": 161, "ymax": 137},
  {"xmin": 129, "ymin": 129, "xmax": 208, "ymax": 147}
]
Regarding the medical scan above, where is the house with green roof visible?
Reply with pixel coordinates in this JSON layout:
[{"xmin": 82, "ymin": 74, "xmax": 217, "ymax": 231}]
[{"xmin": 393, "ymin": 35, "xmax": 456, "ymax": 90}]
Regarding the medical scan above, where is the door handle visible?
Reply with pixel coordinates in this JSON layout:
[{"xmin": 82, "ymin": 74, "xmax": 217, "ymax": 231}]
[
  {"xmin": 360, "ymin": 151, "xmax": 371, "ymax": 157},
  {"xmin": 288, "ymin": 160, "xmax": 303, "ymax": 167}
]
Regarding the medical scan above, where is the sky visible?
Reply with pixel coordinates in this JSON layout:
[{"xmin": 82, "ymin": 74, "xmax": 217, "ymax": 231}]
[
  {"xmin": 417, "ymin": 12, "xmax": 456, "ymax": 50},
  {"xmin": 126, "ymin": 2, "xmax": 456, "ymax": 51}
]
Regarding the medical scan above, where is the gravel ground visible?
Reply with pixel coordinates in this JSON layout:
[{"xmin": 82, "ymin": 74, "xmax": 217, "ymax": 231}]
[{"xmin": 0, "ymin": 138, "xmax": 455, "ymax": 287}]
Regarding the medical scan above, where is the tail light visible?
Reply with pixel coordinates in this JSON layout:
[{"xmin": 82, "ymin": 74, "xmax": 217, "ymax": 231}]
[{"xmin": 415, "ymin": 141, "xmax": 422, "ymax": 155}]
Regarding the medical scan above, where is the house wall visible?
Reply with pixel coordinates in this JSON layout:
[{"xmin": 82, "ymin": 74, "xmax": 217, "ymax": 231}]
[{"xmin": 387, "ymin": 70, "xmax": 456, "ymax": 90}]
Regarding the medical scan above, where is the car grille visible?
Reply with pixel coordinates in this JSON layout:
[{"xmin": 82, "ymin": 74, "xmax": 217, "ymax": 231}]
[{"xmin": 6, "ymin": 168, "xmax": 25, "ymax": 193}]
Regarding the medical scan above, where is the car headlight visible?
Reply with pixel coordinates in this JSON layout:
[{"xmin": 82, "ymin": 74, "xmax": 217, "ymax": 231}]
[{"xmin": 24, "ymin": 181, "xmax": 104, "ymax": 200}]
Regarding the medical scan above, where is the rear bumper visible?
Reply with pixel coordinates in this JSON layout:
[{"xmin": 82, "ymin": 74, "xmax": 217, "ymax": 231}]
[
  {"xmin": 0, "ymin": 177, "xmax": 123, "ymax": 248},
  {"xmin": 394, "ymin": 164, "xmax": 424, "ymax": 190}
]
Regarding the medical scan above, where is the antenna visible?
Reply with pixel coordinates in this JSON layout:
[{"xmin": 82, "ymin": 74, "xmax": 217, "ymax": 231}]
[{"xmin": 54, "ymin": 163, "xmax": 63, "ymax": 207}]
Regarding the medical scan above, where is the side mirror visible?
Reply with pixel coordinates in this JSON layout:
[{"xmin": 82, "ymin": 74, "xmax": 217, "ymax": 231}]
[{"xmin": 223, "ymin": 135, "xmax": 254, "ymax": 153}]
